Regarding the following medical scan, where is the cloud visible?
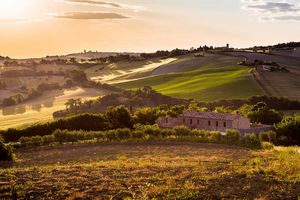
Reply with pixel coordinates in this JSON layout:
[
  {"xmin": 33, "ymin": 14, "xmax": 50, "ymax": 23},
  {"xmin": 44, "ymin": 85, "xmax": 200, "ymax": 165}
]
[
  {"xmin": 246, "ymin": 2, "xmax": 299, "ymax": 13},
  {"xmin": 56, "ymin": 0, "xmax": 145, "ymax": 11},
  {"xmin": 0, "ymin": 18, "xmax": 28, "ymax": 23},
  {"xmin": 52, "ymin": 12, "xmax": 129, "ymax": 20},
  {"xmin": 58, "ymin": 0, "xmax": 121, "ymax": 8},
  {"xmin": 241, "ymin": 0, "xmax": 300, "ymax": 21}
]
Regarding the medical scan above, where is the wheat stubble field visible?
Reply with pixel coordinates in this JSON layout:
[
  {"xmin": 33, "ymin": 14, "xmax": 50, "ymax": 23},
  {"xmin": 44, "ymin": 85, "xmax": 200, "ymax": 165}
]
[{"xmin": 0, "ymin": 142, "xmax": 299, "ymax": 199}]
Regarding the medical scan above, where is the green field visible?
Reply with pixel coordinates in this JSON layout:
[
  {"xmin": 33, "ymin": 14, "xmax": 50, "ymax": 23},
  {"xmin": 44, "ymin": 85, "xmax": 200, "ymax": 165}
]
[{"xmin": 116, "ymin": 65, "xmax": 263, "ymax": 101}]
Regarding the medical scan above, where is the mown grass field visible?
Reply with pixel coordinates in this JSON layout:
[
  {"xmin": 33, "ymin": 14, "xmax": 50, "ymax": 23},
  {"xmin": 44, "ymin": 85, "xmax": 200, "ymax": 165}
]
[
  {"xmin": 116, "ymin": 65, "xmax": 263, "ymax": 101},
  {"xmin": 0, "ymin": 142, "xmax": 299, "ymax": 199}
]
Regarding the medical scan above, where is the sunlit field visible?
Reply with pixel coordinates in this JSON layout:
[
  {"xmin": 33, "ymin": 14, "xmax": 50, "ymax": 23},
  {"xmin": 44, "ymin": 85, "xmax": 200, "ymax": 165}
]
[
  {"xmin": 0, "ymin": 87, "xmax": 108, "ymax": 130},
  {"xmin": 0, "ymin": 142, "xmax": 299, "ymax": 199},
  {"xmin": 116, "ymin": 65, "xmax": 263, "ymax": 101}
]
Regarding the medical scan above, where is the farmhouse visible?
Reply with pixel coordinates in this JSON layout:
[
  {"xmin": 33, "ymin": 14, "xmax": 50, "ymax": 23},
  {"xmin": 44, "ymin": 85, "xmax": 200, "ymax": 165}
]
[{"xmin": 158, "ymin": 110, "xmax": 256, "ymax": 133}]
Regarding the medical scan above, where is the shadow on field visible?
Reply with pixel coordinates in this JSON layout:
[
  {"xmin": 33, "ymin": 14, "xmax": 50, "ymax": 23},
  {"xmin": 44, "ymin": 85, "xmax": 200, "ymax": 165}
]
[{"xmin": 201, "ymin": 173, "xmax": 300, "ymax": 199}]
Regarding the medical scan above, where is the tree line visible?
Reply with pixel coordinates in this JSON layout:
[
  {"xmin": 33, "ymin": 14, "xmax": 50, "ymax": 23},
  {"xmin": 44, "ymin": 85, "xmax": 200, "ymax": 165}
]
[{"xmin": 1, "ymin": 102, "xmax": 299, "ymax": 145}]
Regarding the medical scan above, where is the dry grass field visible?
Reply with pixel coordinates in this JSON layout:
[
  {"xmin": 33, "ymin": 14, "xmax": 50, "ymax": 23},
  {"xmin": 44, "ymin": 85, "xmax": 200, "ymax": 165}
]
[
  {"xmin": 0, "ymin": 87, "xmax": 109, "ymax": 130},
  {"xmin": 86, "ymin": 58, "xmax": 177, "ymax": 84},
  {"xmin": 0, "ymin": 142, "xmax": 299, "ymax": 199},
  {"xmin": 227, "ymin": 52, "xmax": 300, "ymax": 100}
]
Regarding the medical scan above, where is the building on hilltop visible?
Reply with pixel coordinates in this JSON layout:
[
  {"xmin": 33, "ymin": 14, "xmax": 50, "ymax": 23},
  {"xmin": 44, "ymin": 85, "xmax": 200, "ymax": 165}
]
[{"xmin": 157, "ymin": 110, "xmax": 272, "ymax": 134}]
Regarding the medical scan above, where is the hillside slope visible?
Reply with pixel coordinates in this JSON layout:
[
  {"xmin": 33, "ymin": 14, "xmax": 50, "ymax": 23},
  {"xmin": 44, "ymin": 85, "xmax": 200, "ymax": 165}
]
[
  {"xmin": 152, "ymin": 53, "xmax": 242, "ymax": 76},
  {"xmin": 227, "ymin": 52, "xmax": 300, "ymax": 100},
  {"xmin": 116, "ymin": 65, "xmax": 263, "ymax": 101}
]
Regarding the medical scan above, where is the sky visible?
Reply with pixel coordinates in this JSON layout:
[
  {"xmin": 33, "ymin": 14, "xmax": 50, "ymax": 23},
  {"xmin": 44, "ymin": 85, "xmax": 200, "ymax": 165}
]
[{"xmin": 0, "ymin": 0, "xmax": 300, "ymax": 58}]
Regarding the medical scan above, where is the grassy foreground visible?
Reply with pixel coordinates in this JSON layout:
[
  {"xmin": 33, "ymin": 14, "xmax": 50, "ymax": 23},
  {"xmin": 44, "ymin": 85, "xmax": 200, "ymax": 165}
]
[
  {"xmin": 116, "ymin": 66, "xmax": 263, "ymax": 101},
  {"xmin": 0, "ymin": 142, "xmax": 299, "ymax": 199}
]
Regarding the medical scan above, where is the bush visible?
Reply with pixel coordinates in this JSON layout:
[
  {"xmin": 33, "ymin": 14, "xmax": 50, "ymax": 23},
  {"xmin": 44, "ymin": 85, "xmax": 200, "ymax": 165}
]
[
  {"xmin": 261, "ymin": 142, "xmax": 274, "ymax": 150},
  {"xmin": 19, "ymin": 136, "xmax": 43, "ymax": 147},
  {"xmin": 0, "ymin": 141, "xmax": 14, "ymax": 161},
  {"xmin": 134, "ymin": 124, "xmax": 162, "ymax": 137},
  {"xmin": 131, "ymin": 130, "xmax": 147, "ymax": 140},
  {"xmin": 106, "ymin": 130, "xmax": 119, "ymax": 142},
  {"xmin": 53, "ymin": 129, "xmax": 84, "ymax": 143},
  {"xmin": 173, "ymin": 126, "xmax": 192, "ymax": 137},
  {"xmin": 259, "ymin": 131, "xmax": 276, "ymax": 143},
  {"xmin": 241, "ymin": 133, "xmax": 261, "ymax": 148},
  {"xmin": 115, "ymin": 128, "xmax": 132, "ymax": 140},
  {"xmin": 191, "ymin": 129, "xmax": 209, "ymax": 142},
  {"xmin": 275, "ymin": 115, "xmax": 300, "ymax": 145},
  {"xmin": 224, "ymin": 129, "xmax": 240, "ymax": 145},
  {"xmin": 208, "ymin": 131, "xmax": 222, "ymax": 143}
]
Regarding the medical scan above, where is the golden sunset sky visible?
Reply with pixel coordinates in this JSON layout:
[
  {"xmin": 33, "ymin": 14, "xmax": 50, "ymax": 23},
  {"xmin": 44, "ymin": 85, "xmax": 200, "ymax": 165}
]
[{"xmin": 1, "ymin": 0, "xmax": 300, "ymax": 58}]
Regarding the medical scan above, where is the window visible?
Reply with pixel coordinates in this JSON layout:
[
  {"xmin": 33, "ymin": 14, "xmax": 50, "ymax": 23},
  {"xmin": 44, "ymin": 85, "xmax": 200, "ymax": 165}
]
[
  {"xmin": 190, "ymin": 119, "xmax": 193, "ymax": 125},
  {"xmin": 216, "ymin": 121, "xmax": 219, "ymax": 127},
  {"xmin": 166, "ymin": 118, "xmax": 168, "ymax": 124},
  {"xmin": 224, "ymin": 122, "xmax": 226, "ymax": 127},
  {"xmin": 208, "ymin": 120, "xmax": 211, "ymax": 126},
  {"xmin": 197, "ymin": 120, "xmax": 200, "ymax": 125},
  {"xmin": 183, "ymin": 118, "xmax": 185, "ymax": 123}
]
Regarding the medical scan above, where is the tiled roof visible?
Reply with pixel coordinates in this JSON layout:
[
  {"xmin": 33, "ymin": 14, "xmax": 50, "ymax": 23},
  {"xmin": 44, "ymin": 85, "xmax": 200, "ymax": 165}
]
[{"xmin": 179, "ymin": 110, "xmax": 241, "ymax": 121}]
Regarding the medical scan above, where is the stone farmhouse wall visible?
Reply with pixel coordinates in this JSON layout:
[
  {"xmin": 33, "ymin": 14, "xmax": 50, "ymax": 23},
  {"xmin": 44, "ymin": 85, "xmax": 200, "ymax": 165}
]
[{"xmin": 158, "ymin": 112, "xmax": 252, "ymax": 133}]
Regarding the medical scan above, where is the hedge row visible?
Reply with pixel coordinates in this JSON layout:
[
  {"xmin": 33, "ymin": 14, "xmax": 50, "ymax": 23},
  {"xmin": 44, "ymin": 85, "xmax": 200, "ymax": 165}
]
[{"xmin": 13, "ymin": 125, "xmax": 276, "ymax": 149}]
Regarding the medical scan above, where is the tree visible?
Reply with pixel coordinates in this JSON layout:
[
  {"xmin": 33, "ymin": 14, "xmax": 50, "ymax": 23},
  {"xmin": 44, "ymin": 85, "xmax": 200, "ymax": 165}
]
[
  {"xmin": 246, "ymin": 102, "xmax": 282, "ymax": 125},
  {"xmin": 106, "ymin": 105, "xmax": 132, "ymax": 129},
  {"xmin": 68, "ymin": 70, "xmax": 88, "ymax": 84},
  {"xmin": 0, "ymin": 140, "xmax": 14, "ymax": 161},
  {"xmin": 133, "ymin": 107, "xmax": 161, "ymax": 125},
  {"xmin": 27, "ymin": 88, "xmax": 42, "ymax": 100},
  {"xmin": 2, "ymin": 97, "xmax": 16, "ymax": 107},
  {"xmin": 65, "ymin": 98, "xmax": 82, "ymax": 110},
  {"xmin": 275, "ymin": 115, "xmax": 300, "ymax": 145}
]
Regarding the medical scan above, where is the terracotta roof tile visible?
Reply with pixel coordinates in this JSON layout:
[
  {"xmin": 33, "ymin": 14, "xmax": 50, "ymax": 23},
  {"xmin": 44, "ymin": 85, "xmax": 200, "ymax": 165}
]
[{"xmin": 179, "ymin": 110, "xmax": 240, "ymax": 121}]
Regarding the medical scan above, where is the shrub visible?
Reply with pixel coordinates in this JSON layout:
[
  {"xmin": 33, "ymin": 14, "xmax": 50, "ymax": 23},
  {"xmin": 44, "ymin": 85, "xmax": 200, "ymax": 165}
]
[
  {"xmin": 241, "ymin": 133, "xmax": 261, "ymax": 148},
  {"xmin": 259, "ymin": 131, "xmax": 276, "ymax": 143},
  {"xmin": 106, "ymin": 130, "xmax": 119, "ymax": 142},
  {"xmin": 275, "ymin": 115, "xmax": 300, "ymax": 145},
  {"xmin": 42, "ymin": 135, "xmax": 56, "ymax": 145},
  {"xmin": 224, "ymin": 129, "xmax": 240, "ymax": 145},
  {"xmin": 115, "ymin": 128, "xmax": 132, "ymax": 140},
  {"xmin": 0, "ymin": 141, "xmax": 14, "ymax": 161},
  {"xmin": 160, "ymin": 129, "xmax": 175, "ymax": 137},
  {"xmin": 131, "ymin": 130, "xmax": 147, "ymax": 140},
  {"xmin": 208, "ymin": 131, "xmax": 222, "ymax": 143},
  {"xmin": 53, "ymin": 129, "xmax": 75, "ymax": 143},
  {"xmin": 173, "ymin": 126, "xmax": 192, "ymax": 137},
  {"xmin": 135, "ymin": 124, "xmax": 162, "ymax": 137},
  {"xmin": 191, "ymin": 129, "xmax": 209, "ymax": 142},
  {"xmin": 261, "ymin": 142, "xmax": 274, "ymax": 150},
  {"xmin": 19, "ymin": 136, "xmax": 44, "ymax": 147}
]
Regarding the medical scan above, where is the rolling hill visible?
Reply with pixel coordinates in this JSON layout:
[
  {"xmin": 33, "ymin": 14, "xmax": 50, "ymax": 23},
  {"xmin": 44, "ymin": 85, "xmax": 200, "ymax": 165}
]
[{"xmin": 115, "ymin": 65, "xmax": 263, "ymax": 101}]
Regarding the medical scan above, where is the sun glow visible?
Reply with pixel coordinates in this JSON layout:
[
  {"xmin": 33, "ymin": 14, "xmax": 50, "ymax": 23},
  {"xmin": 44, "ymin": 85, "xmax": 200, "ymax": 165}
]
[{"xmin": 0, "ymin": 0, "xmax": 32, "ymax": 19}]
